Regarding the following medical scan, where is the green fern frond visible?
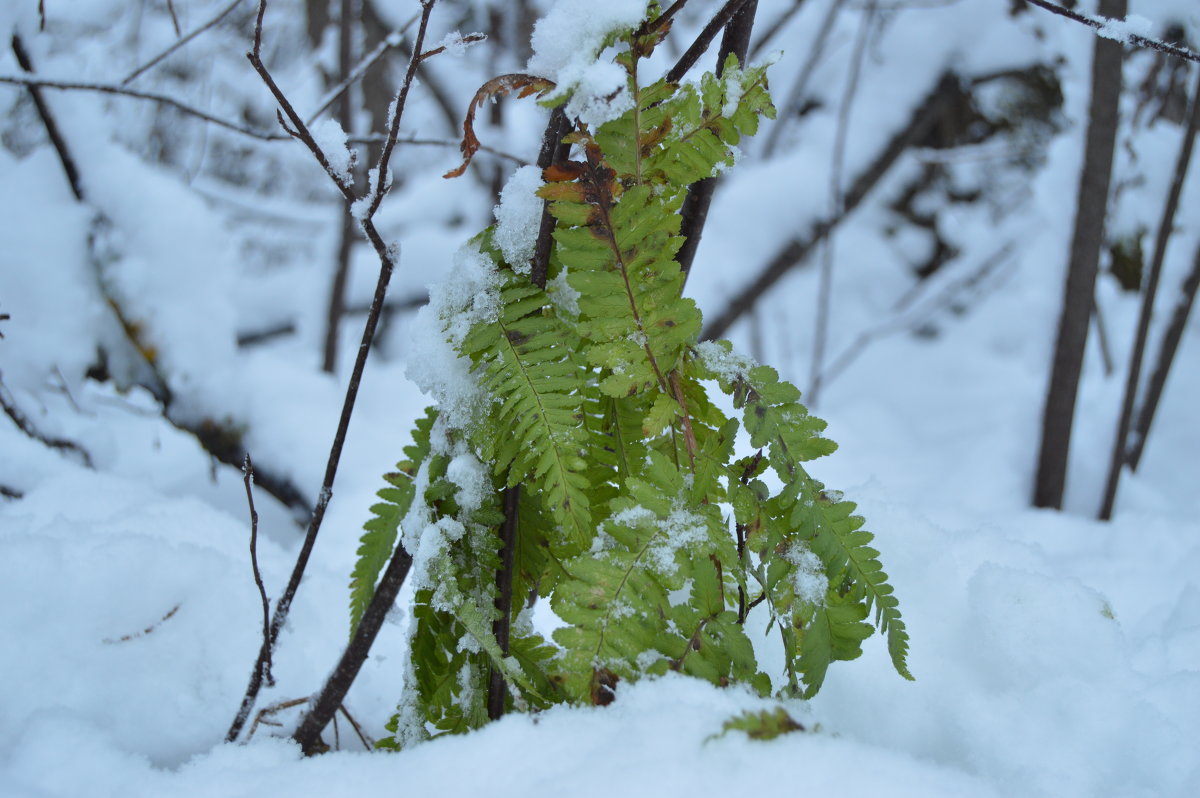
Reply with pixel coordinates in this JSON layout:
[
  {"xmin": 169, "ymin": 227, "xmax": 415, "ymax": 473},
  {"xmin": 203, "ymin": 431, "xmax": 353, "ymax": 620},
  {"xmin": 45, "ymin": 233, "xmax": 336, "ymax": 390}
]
[
  {"xmin": 796, "ymin": 588, "xmax": 874, "ymax": 698},
  {"xmin": 461, "ymin": 279, "xmax": 593, "ymax": 554},
  {"xmin": 788, "ymin": 485, "xmax": 914, "ymax": 681},
  {"xmin": 348, "ymin": 407, "xmax": 437, "ymax": 636}
]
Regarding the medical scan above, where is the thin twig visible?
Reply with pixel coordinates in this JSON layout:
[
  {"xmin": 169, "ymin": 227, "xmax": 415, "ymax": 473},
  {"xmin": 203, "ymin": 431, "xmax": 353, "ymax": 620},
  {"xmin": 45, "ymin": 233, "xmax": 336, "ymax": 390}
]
[
  {"xmin": 251, "ymin": 82, "xmax": 353, "ymax": 197},
  {"xmin": 10, "ymin": 36, "xmax": 85, "ymax": 201},
  {"xmin": 703, "ymin": 71, "xmax": 966, "ymax": 340},
  {"xmin": 0, "ymin": 74, "xmax": 525, "ymax": 163},
  {"xmin": 102, "ymin": 603, "xmax": 181, "ymax": 644},
  {"xmin": 1126, "ymin": 243, "xmax": 1200, "ymax": 470},
  {"xmin": 809, "ymin": 1, "xmax": 874, "ymax": 408},
  {"xmin": 1091, "ymin": 294, "xmax": 1114, "ymax": 377},
  {"xmin": 38, "ymin": 0, "xmax": 46, "ymax": 31},
  {"xmin": 246, "ymin": 697, "xmax": 308, "ymax": 743},
  {"xmin": 762, "ymin": 0, "xmax": 844, "ymax": 157},
  {"xmin": 390, "ymin": 26, "xmax": 463, "ymax": 137},
  {"xmin": 321, "ymin": 0, "xmax": 363, "ymax": 376},
  {"xmin": 350, "ymin": 135, "xmax": 526, "ymax": 163},
  {"xmin": 818, "ymin": 242, "xmax": 1016, "ymax": 389},
  {"xmin": 243, "ymin": 455, "xmax": 274, "ymax": 688},
  {"xmin": 305, "ymin": 20, "xmax": 415, "ymax": 125},
  {"xmin": 123, "ymin": 0, "xmax": 244, "ymax": 85},
  {"xmin": 338, "ymin": 705, "xmax": 373, "ymax": 750},
  {"xmin": 165, "ymin": 0, "xmax": 182, "ymax": 37},
  {"xmin": 0, "ymin": 376, "xmax": 95, "ymax": 468},
  {"xmin": 1100, "ymin": 64, "xmax": 1200, "ymax": 516},
  {"xmin": 0, "ymin": 485, "xmax": 22, "ymax": 500},
  {"xmin": 749, "ymin": 0, "xmax": 809, "ymax": 62},
  {"xmin": 229, "ymin": 0, "xmax": 437, "ymax": 746},
  {"xmin": 666, "ymin": 0, "xmax": 757, "ymax": 84},
  {"xmin": 1023, "ymin": 0, "xmax": 1200, "ymax": 65},
  {"xmin": 364, "ymin": 1, "xmax": 438, "ymax": 220},
  {"xmin": 0, "ymin": 73, "xmax": 289, "ymax": 141}
]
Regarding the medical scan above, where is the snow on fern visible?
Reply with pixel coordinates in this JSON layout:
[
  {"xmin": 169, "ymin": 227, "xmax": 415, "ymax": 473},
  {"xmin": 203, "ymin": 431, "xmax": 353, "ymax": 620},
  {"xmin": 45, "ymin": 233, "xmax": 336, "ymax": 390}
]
[
  {"xmin": 405, "ymin": 242, "xmax": 499, "ymax": 430},
  {"xmin": 526, "ymin": 0, "xmax": 648, "ymax": 127},
  {"xmin": 493, "ymin": 165, "xmax": 544, "ymax": 272}
]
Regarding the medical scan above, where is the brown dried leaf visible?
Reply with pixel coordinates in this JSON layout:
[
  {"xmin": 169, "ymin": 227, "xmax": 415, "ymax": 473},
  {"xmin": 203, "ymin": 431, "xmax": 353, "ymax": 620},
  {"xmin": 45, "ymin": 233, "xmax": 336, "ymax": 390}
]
[
  {"xmin": 542, "ymin": 162, "xmax": 587, "ymax": 182},
  {"xmin": 444, "ymin": 73, "xmax": 556, "ymax": 179}
]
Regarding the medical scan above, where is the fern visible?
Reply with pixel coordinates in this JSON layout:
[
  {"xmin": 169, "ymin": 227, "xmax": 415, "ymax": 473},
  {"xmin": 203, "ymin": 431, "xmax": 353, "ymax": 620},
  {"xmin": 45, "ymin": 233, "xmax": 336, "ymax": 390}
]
[
  {"xmin": 460, "ymin": 275, "xmax": 593, "ymax": 554},
  {"xmin": 348, "ymin": 406, "xmax": 437, "ymax": 635},
  {"xmin": 354, "ymin": 6, "xmax": 910, "ymax": 749}
]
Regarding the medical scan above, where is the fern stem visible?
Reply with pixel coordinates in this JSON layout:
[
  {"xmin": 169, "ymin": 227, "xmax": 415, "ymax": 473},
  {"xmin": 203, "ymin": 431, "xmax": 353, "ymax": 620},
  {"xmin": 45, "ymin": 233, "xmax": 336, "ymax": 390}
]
[
  {"xmin": 487, "ymin": 486, "xmax": 521, "ymax": 720},
  {"xmin": 670, "ymin": 371, "xmax": 698, "ymax": 470},
  {"xmin": 670, "ymin": 616, "xmax": 714, "ymax": 672},
  {"xmin": 584, "ymin": 158, "xmax": 670, "ymax": 392}
]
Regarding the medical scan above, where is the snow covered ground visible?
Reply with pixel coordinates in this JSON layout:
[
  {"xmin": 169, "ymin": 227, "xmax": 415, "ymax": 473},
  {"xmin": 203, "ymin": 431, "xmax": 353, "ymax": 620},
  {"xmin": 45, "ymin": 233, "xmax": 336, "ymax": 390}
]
[{"xmin": 2, "ymin": 0, "xmax": 1199, "ymax": 796}]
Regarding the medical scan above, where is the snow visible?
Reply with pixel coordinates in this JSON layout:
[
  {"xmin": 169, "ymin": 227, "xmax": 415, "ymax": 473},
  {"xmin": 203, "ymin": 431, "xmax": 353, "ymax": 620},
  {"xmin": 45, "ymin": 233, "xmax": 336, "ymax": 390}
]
[
  {"xmin": 2, "ymin": 1, "xmax": 1200, "ymax": 796},
  {"xmin": 310, "ymin": 118, "xmax": 353, "ymax": 185},
  {"xmin": 492, "ymin": 164, "xmax": 543, "ymax": 272},
  {"xmin": 404, "ymin": 242, "xmax": 498, "ymax": 431},
  {"xmin": 526, "ymin": 0, "xmax": 647, "ymax": 127},
  {"xmin": 435, "ymin": 31, "xmax": 486, "ymax": 58}
]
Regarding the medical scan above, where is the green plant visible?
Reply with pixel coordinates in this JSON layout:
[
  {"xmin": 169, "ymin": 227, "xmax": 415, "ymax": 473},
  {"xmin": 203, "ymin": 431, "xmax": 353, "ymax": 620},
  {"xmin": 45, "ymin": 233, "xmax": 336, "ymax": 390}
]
[{"xmin": 351, "ymin": 8, "xmax": 911, "ymax": 749}]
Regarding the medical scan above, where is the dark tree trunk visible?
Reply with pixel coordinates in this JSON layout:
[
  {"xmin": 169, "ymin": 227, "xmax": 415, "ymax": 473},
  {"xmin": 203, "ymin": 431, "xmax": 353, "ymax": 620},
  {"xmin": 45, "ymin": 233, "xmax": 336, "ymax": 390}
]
[{"xmin": 1031, "ymin": 0, "xmax": 1126, "ymax": 510}]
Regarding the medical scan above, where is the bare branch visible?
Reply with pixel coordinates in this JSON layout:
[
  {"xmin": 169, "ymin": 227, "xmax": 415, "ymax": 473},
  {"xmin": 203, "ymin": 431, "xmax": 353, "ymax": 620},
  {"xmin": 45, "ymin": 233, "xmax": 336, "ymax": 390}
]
[
  {"xmin": 291, "ymin": 542, "xmax": 413, "ymax": 754},
  {"xmin": 229, "ymin": 0, "xmax": 439, "ymax": 746},
  {"xmin": 102, "ymin": 603, "xmax": 181, "ymax": 644},
  {"xmin": 0, "ymin": 73, "xmax": 290, "ymax": 141},
  {"xmin": 1126, "ymin": 243, "xmax": 1200, "ymax": 471},
  {"xmin": 305, "ymin": 16, "xmax": 419, "ymax": 126},
  {"xmin": 165, "ymin": 0, "xmax": 182, "ymax": 37},
  {"xmin": 1023, "ymin": 0, "xmax": 1200, "ymax": 65},
  {"xmin": 677, "ymin": 0, "xmax": 759, "ymax": 279},
  {"xmin": 819, "ymin": 243, "xmax": 1016, "ymax": 389},
  {"xmin": 1032, "ymin": 0, "xmax": 1127, "ymax": 511},
  {"xmin": 245, "ymin": 59, "xmax": 355, "ymax": 197},
  {"xmin": 529, "ymin": 106, "xmax": 573, "ymax": 287},
  {"xmin": 748, "ymin": 0, "xmax": 809, "ymax": 62},
  {"xmin": 0, "ymin": 76, "xmax": 526, "ymax": 167},
  {"xmin": 243, "ymin": 455, "xmax": 274, "ymax": 688},
  {"xmin": 0, "ymin": 376, "xmax": 95, "ymax": 469},
  {"xmin": 1099, "ymin": 64, "xmax": 1200, "ymax": 517},
  {"xmin": 338, "ymin": 705, "xmax": 373, "ymax": 751},
  {"xmin": 762, "ymin": 0, "xmax": 844, "ymax": 157},
  {"xmin": 10, "ymin": 35, "xmax": 85, "ymax": 201},
  {"xmin": 810, "ymin": 1, "xmax": 875, "ymax": 408},
  {"xmin": 666, "ymin": 0, "xmax": 756, "ymax": 84},
  {"xmin": 123, "ymin": 0, "xmax": 245, "ymax": 85},
  {"xmin": 364, "ymin": 0, "xmax": 439, "ymax": 220},
  {"xmin": 703, "ymin": 71, "xmax": 968, "ymax": 340}
]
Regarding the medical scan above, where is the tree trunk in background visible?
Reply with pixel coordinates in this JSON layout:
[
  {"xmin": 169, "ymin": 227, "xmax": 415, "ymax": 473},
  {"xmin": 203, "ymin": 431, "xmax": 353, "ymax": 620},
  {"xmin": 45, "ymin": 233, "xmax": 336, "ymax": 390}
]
[
  {"xmin": 1031, "ymin": 0, "xmax": 1126, "ymax": 510},
  {"xmin": 322, "ymin": 0, "xmax": 358, "ymax": 374}
]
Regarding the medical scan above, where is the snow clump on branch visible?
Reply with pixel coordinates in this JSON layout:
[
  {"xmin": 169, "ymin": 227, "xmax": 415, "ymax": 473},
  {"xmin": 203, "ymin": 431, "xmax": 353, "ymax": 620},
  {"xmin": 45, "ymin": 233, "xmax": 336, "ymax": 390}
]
[{"xmin": 526, "ymin": 0, "xmax": 649, "ymax": 128}]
